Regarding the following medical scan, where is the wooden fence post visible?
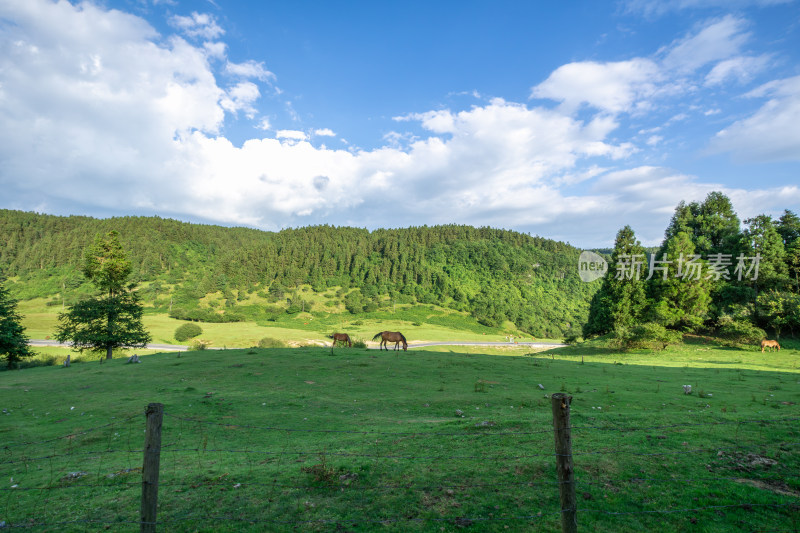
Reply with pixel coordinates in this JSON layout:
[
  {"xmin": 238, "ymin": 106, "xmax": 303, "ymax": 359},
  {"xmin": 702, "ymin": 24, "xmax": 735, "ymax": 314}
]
[
  {"xmin": 141, "ymin": 403, "xmax": 164, "ymax": 533},
  {"xmin": 551, "ymin": 393, "xmax": 577, "ymax": 533}
]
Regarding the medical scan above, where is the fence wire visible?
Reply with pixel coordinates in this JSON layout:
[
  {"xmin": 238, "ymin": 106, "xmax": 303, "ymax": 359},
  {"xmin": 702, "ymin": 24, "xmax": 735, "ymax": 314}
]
[{"xmin": 1, "ymin": 409, "xmax": 797, "ymax": 531}]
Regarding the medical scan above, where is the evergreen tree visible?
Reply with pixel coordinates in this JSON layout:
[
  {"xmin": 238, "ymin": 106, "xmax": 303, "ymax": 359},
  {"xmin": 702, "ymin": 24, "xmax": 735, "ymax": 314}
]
[
  {"xmin": 55, "ymin": 232, "xmax": 151, "ymax": 360},
  {"xmin": 786, "ymin": 241, "xmax": 800, "ymax": 293},
  {"xmin": 694, "ymin": 191, "xmax": 741, "ymax": 257},
  {"xmin": 0, "ymin": 274, "xmax": 33, "ymax": 369},
  {"xmin": 741, "ymin": 215, "xmax": 788, "ymax": 293},
  {"xmin": 584, "ymin": 226, "xmax": 648, "ymax": 336},
  {"xmin": 663, "ymin": 201, "xmax": 697, "ymax": 242},
  {"xmin": 776, "ymin": 210, "xmax": 800, "ymax": 248},
  {"xmin": 648, "ymin": 232, "xmax": 712, "ymax": 330}
]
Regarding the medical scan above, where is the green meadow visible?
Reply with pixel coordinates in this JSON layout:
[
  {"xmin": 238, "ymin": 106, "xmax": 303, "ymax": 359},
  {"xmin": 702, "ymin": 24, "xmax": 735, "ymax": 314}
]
[
  {"xmin": 16, "ymin": 296, "xmax": 547, "ymax": 354},
  {"xmin": 1, "ymin": 340, "xmax": 798, "ymax": 532}
]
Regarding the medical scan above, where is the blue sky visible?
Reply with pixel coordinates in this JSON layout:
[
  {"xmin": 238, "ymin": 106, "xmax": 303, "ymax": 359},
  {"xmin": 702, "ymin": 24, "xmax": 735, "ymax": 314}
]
[{"xmin": 1, "ymin": 0, "xmax": 799, "ymax": 247}]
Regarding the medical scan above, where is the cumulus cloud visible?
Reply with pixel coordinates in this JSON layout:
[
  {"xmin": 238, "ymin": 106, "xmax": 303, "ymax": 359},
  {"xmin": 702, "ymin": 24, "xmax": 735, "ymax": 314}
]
[
  {"xmin": 710, "ymin": 76, "xmax": 800, "ymax": 161},
  {"xmin": 532, "ymin": 15, "xmax": 756, "ymax": 116},
  {"xmin": 168, "ymin": 12, "xmax": 224, "ymax": 40},
  {"xmin": 221, "ymin": 81, "xmax": 261, "ymax": 118},
  {"xmin": 0, "ymin": 0, "xmax": 225, "ymax": 208},
  {"xmin": 0, "ymin": 0, "xmax": 796, "ymax": 248},
  {"xmin": 531, "ymin": 59, "xmax": 661, "ymax": 114}
]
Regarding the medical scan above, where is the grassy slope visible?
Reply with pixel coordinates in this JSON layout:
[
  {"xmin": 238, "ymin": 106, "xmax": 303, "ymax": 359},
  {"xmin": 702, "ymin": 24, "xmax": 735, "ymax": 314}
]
[
  {"xmin": 1, "ymin": 341, "xmax": 798, "ymax": 532},
  {"xmin": 17, "ymin": 295, "xmax": 552, "ymax": 353}
]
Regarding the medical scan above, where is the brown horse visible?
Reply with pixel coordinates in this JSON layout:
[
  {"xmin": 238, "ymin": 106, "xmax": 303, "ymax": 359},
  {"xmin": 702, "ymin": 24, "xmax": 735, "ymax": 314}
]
[
  {"xmin": 761, "ymin": 339, "xmax": 781, "ymax": 352},
  {"xmin": 329, "ymin": 333, "xmax": 352, "ymax": 348},
  {"xmin": 372, "ymin": 331, "xmax": 407, "ymax": 351}
]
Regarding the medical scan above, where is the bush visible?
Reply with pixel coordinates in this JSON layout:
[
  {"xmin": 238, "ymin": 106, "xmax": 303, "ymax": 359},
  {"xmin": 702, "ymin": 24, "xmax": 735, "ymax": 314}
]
[
  {"xmin": 190, "ymin": 339, "xmax": 211, "ymax": 350},
  {"xmin": 257, "ymin": 337, "xmax": 286, "ymax": 348},
  {"xmin": 351, "ymin": 338, "xmax": 367, "ymax": 349},
  {"xmin": 169, "ymin": 307, "xmax": 245, "ymax": 323},
  {"xmin": 611, "ymin": 322, "xmax": 682, "ymax": 351},
  {"xmin": 563, "ymin": 325, "xmax": 583, "ymax": 345},
  {"xmin": 174, "ymin": 322, "xmax": 203, "ymax": 342},
  {"xmin": 715, "ymin": 316, "xmax": 767, "ymax": 348}
]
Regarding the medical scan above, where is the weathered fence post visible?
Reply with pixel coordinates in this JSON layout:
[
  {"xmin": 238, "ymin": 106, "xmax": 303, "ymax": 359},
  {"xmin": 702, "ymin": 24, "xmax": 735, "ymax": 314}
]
[
  {"xmin": 551, "ymin": 393, "xmax": 577, "ymax": 533},
  {"xmin": 141, "ymin": 403, "xmax": 164, "ymax": 533}
]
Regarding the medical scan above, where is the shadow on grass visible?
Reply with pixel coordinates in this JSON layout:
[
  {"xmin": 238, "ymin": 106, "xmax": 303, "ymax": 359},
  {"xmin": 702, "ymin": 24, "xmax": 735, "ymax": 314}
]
[{"xmin": 537, "ymin": 345, "xmax": 618, "ymax": 357}]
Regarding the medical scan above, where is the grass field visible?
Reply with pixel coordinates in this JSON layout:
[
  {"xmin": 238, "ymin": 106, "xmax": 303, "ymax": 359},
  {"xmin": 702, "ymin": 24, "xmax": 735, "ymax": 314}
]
[
  {"xmin": 16, "ymin": 297, "xmax": 549, "ymax": 352},
  {"xmin": 1, "ymin": 339, "xmax": 798, "ymax": 531}
]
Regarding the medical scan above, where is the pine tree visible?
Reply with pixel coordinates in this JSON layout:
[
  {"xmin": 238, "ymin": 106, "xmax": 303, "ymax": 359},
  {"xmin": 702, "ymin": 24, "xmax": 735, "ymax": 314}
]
[
  {"xmin": 648, "ymin": 232, "xmax": 712, "ymax": 330},
  {"xmin": 695, "ymin": 191, "xmax": 741, "ymax": 257},
  {"xmin": 776, "ymin": 210, "xmax": 800, "ymax": 248},
  {"xmin": 741, "ymin": 215, "xmax": 788, "ymax": 293},
  {"xmin": 55, "ymin": 231, "xmax": 151, "ymax": 360},
  {"xmin": 584, "ymin": 226, "xmax": 648, "ymax": 336},
  {"xmin": 0, "ymin": 274, "xmax": 33, "ymax": 369}
]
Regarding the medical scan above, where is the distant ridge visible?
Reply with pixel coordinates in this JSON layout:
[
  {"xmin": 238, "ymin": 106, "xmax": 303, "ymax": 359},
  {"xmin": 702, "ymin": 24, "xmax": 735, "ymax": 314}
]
[{"xmin": 0, "ymin": 209, "xmax": 598, "ymax": 337}]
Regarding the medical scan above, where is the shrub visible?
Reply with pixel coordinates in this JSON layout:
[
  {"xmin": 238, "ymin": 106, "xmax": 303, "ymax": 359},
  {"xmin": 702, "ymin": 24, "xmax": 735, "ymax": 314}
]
[
  {"xmin": 611, "ymin": 323, "xmax": 682, "ymax": 351},
  {"xmin": 257, "ymin": 337, "xmax": 286, "ymax": 348},
  {"xmin": 351, "ymin": 337, "xmax": 367, "ymax": 349},
  {"xmin": 174, "ymin": 322, "xmax": 203, "ymax": 342},
  {"xmin": 169, "ymin": 307, "xmax": 245, "ymax": 323},
  {"xmin": 563, "ymin": 325, "xmax": 584, "ymax": 345},
  {"xmin": 190, "ymin": 339, "xmax": 211, "ymax": 350},
  {"xmin": 715, "ymin": 316, "xmax": 767, "ymax": 347}
]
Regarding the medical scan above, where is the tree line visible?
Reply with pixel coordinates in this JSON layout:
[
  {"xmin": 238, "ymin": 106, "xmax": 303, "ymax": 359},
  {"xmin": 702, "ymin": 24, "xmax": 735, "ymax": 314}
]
[
  {"xmin": 584, "ymin": 192, "xmax": 800, "ymax": 347},
  {"xmin": 0, "ymin": 210, "xmax": 596, "ymax": 339}
]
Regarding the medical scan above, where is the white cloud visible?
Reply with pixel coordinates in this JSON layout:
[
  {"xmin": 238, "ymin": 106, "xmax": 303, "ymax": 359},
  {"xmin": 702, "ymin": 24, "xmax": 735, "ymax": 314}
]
[
  {"xmin": 203, "ymin": 41, "xmax": 227, "ymax": 59},
  {"xmin": 624, "ymin": 0, "xmax": 792, "ymax": 17},
  {"xmin": 531, "ymin": 59, "xmax": 661, "ymax": 114},
  {"xmin": 661, "ymin": 15, "xmax": 750, "ymax": 73},
  {"xmin": 221, "ymin": 81, "xmax": 261, "ymax": 118},
  {"xmin": 168, "ymin": 12, "xmax": 224, "ymax": 40},
  {"xmin": 710, "ymin": 76, "xmax": 800, "ymax": 161},
  {"xmin": 531, "ymin": 15, "xmax": 758, "ymax": 117},
  {"xmin": 225, "ymin": 60, "xmax": 275, "ymax": 81},
  {"xmin": 704, "ymin": 55, "xmax": 770, "ymax": 86},
  {"xmin": 276, "ymin": 129, "xmax": 308, "ymax": 140},
  {"xmin": 314, "ymin": 128, "xmax": 336, "ymax": 137}
]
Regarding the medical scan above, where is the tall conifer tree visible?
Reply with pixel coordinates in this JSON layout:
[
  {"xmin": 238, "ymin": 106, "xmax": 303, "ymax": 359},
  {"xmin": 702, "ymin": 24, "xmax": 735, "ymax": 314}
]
[
  {"xmin": 584, "ymin": 226, "xmax": 648, "ymax": 336},
  {"xmin": 0, "ymin": 274, "xmax": 33, "ymax": 369}
]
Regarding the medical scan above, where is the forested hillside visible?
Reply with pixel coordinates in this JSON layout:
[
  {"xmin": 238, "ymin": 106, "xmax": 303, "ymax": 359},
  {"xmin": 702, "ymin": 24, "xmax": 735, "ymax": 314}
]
[
  {"xmin": 0, "ymin": 210, "xmax": 597, "ymax": 337},
  {"xmin": 584, "ymin": 192, "xmax": 800, "ymax": 346}
]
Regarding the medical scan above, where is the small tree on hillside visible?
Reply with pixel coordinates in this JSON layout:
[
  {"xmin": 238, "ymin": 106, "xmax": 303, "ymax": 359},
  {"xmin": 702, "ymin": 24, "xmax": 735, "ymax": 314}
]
[
  {"xmin": 56, "ymin": 231, "xmax": 151, "ymax": 360},
  {"xmin": 0, "ymin": 274, "xmax": 33, "ymax": 369}
]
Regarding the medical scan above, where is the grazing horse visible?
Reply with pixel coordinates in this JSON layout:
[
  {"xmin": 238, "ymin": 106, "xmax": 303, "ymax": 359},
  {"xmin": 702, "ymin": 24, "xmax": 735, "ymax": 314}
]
[
  {"xmin": 329, "ymin": 333, "xmax": 352, "ymax": 348},
  {"xmin": 372, "ymin": 331, "xmax": 407, "ymax": 351},
  {"xmin": 761, "ymin": 339, "xmax": 781, "ymax": 352}
]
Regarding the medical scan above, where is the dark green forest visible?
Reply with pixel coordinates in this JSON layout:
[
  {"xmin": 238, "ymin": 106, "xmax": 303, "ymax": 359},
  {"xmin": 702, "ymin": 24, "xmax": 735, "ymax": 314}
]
[
  {"xmin": 0, "ymin": 210, "xmax": 596, "ymax": 337},
  {"xmin": 584, "ymin": 192, "xmax": 800, "ymax": 347}
]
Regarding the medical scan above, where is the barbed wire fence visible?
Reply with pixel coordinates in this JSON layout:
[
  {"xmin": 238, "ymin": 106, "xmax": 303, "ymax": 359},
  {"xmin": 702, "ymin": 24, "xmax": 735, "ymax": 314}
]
[{"xmin": 1, "ymin": 397, "xmax": 798, "ymax": 532}]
